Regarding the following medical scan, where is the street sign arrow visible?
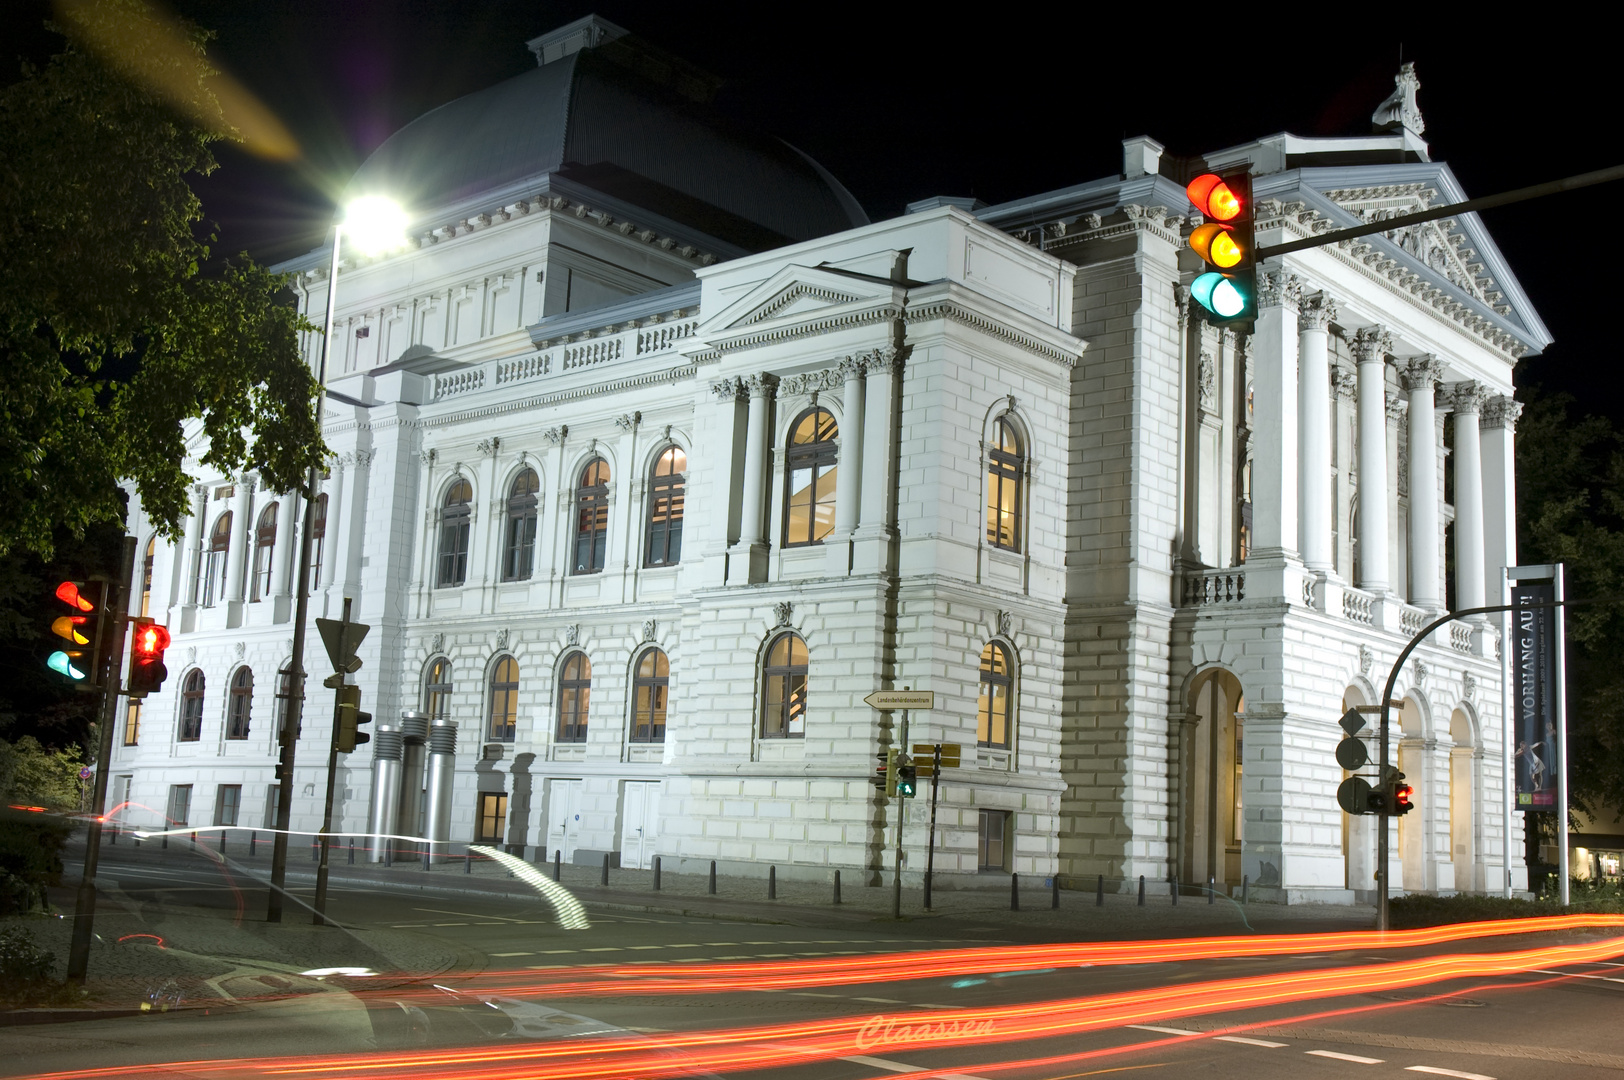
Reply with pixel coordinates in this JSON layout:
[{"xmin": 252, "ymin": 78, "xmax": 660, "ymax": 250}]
[
  {"xmin": 316, "ymin": 617, "xmax": 369, "ymax": 674},
  {"xmin": 864, "ymin": 690, "xmax": 934, "ymax": 711}
]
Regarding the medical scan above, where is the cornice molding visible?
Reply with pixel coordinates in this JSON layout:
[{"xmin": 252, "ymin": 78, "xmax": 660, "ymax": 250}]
[{"xmin": 424, "ymin": 365, "xmax": 698, "ymax": 428}]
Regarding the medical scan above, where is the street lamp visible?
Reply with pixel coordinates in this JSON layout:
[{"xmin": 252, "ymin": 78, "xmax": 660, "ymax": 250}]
[{"xmin": 267, "ymin": 196, "xmax": 407, "ymax": 923}]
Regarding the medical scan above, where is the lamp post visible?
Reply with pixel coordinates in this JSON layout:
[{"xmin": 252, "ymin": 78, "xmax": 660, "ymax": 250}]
[{"xmin": 267, "ymin": 195, "xmax": 407, "ymax": 923}]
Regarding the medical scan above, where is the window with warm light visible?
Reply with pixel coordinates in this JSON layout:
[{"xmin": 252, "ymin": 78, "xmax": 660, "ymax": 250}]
[
  {"xmin": 556, "ymin": 652, "xmax": 591, "ymax": 742},
  {"xmin": 424, "ymin": 658, "xmax": 453, "ymax": 721},
  {"xmin": 761, "ymin": 633, "xmax": 808, "ymax": 738},
  {"xmin": 986, "ymin": 416, "xmax": 1024, "ymax": 552},
  {"xmin": 783, "ymin": 409, "xmax": 837, "ymax": 547},
  {"xmin": 573, "ymin": 459, "xmax": 610, "ymax": 575},
  {"xmin": 977, "ymin": 642, "xmax": 1014, "ymax": 749},
  {"xmin": 631, "ymin": 648, "xmax": 669, "ymax": 742},
  {"xmin": 487, "ymin": 656, "xmax": 518, "ymax": 742},
  {"xmin": 645, "ymin": 447, "xmax": 686, "ymax": 567}
]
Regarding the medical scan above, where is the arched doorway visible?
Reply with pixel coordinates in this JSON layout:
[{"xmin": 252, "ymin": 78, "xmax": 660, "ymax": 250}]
[{"xmin": 1182, "ymin": 668, "xmax": 1245, "ymax": 893}]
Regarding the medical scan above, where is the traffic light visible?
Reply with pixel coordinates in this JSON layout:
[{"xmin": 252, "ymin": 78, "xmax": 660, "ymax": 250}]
[
  {"xmin": 128, "ymin": 618, "xmax": 170, "ymax": 697},
  {"xmin": 875, "ymin": 749, "xmax": 899, "ymax": 797},
  {"xmin": 334, "ymin": 684, "xmax": 371, "ymax": 753},
  {"xmin": 1390, "ymin": 773, "xmax": 1414, "ymax": 817},
  {"xmin": 896, "ymin": 761, "xmax": 917, "ymax": 799},
  {"xmin": 1185, "ymin": 171, "xmax": 1256, "ymax": 325},
  {"xmin": 47, "ymin": 581, "xmax": 100, "ymax": 684}
]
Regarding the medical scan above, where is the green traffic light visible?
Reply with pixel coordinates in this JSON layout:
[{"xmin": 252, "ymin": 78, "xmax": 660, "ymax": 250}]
[
  {"xmin": 47, "ymin": 650, "xmax": 86, "ymax": 680},
  {"xmin": 1192, "ymin": 272, "xmax": 1247, "ymax": 318}
]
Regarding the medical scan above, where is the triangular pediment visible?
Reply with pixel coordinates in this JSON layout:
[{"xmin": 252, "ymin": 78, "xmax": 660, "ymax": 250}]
[
  {"xmin": 701, "ymin": 264, "xmax": 899, "ymax": 336},
  {"xmin": 1319, "ymin": 182, "xmax": 1495, "ymax": 308}
]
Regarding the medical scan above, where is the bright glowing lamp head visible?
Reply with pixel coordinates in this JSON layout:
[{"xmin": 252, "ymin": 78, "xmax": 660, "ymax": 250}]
[
  {"xmin": 47, "ymin": 651, "xmax": 86, "ymax": 680},
  {"xmin": 344, "ymin": 195, "xmax": 409, "ymax": 257},
  {"xmin": 1185, "ymin": 173, "xmax": 1242, "ymax": 221},
  {"xmin": 1191, "ymin": 272, "xmax": 1246, "ymax": 319},
  {"xmin": 1189, "ymin": 223, "xmax": 1243, "ymax": 269}
]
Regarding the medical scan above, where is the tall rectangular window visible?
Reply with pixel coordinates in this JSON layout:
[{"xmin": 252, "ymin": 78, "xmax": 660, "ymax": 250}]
[
  {"xmin": 977, "ymin": 809, "xmax": 1009, "ymax": 872},
  {"xmin": 476, "ymin": 792, "xmax": 508, "ymax": 844},
  {"xmin": 123, "ymin": 701, "xmax": 141, "ymax": 747},
  {"xmin": 215, "ymin": 784, "xmax": 241, "ymax": 827},
  {"xmin": 265, "ymin": 784, "xmax": 282, "ymax": 829},
  {"xmin": 167, "ymin": 784, "xmax": 193, "ymax": 828}
]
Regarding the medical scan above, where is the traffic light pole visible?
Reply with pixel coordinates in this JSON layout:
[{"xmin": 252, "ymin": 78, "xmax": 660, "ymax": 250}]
[
  {"xmin": 311, "ymin": 597, "xmax": 354, "ymax": 926},
  {"xmin": 892, "ymin": 708, "xmax": 909, "ymax": 920},
  {"xmin": 924, "ymin": 743, "xmax": 941, "ymax": 909},
  {"xmin": 269, "ymin": 220, "xmax": 343, "ymax": 924},
  {"xmin": 67, "ymin": 536, "xmax": 137, "ymax": 984},
  {"xmin": 1375, "ymin": 597, "xmax": 1584, "ymax": 930}
]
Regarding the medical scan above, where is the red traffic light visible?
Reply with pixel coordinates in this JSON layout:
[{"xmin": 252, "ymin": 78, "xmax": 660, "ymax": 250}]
[
  {"xmin": 1393, "ymin": 781, "xmax": 1414, "ymax": 816},
  {"xmin": 1186, "ymin": 173, "xmax": 1244, "ymax": 221},
  {"xmin": 132, "ymin": 620, "xmax": 171, "ymax": 657},
  {"xmin": 55, "ymin": 581, "xmax": 95, "ymax": 612},
  {"xmin": 128, "ymin": 617, "xmax": 171, "ymax": 697}
]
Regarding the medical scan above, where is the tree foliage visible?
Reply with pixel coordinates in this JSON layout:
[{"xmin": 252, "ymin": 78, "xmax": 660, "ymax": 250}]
[
  {"xmin": 0, "ymin": 0, "xmax": 322, "ymax": 559},
  {"xmin": 1515, "ymin": 387, "xmax": 1624, "ymax": 822}
]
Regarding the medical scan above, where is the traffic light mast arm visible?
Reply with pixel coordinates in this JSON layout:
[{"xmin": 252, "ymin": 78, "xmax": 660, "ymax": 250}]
[{"xmin": 1256, "ymin": 163, "xmax": 1624, "ymax": 262}]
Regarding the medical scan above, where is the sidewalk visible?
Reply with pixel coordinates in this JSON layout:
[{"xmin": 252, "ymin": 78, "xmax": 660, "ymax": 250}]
[{"xmin": 81, "ymin": 831, "xmax": 1379, "ymax": 939}]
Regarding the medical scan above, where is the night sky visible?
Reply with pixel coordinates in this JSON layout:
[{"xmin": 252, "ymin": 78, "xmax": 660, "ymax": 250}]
[{"xmin": 7, "ymin": 3, "xmax": 1614, "ymax": 416}]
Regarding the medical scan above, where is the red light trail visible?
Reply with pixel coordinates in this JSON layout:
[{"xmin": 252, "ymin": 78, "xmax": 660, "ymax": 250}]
[{"xmin": 26, "ymin": 930, "xmax": 1624, "ymax": 1080}]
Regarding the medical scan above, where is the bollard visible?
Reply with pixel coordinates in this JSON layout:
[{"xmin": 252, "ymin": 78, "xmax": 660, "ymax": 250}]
[
  {"xmin": 768, "ymin": 865, "xmax": 776, "ymax": 900},
  {"xmin": 1241, "ymin": 874, "xmax": 1249, "ymax": 904},
  {"xmin": 161, "ymin": 833, "xmax": 167, "ymax": 849},
  {"xmin": 465, "ymin": 851, "xmax": 472, "ymax": 874},
  {"xmin": 385, "ymin": 842, "xmax": 393, "ymax": 868},
  {"xmin": 1096, "ymin": 873, "xmax": 1105, "ymax": 907},
  {"xmin": 1208, "ymin": 874, "xmax": 1215, "ymax": 905},
  {"xmin": 348, "ymin": 839, "xmax": 355, "ymax": 865},
  {"xmin": 1137, "ymin": 875, "xmax": 1145, "ymax": 906},
  {"xmin": 1171, "ymin": 874, "xmax": 1178, "ymax": 906},
  {"xmin": 1052, "ymin": 875, "xmax": 1060, "ymax": 910},
  {"xmin": 553, "ymin": 850, "xmax": 561, "ymax": 881},
  {"xmin": 422, "ymin": 848, "xmax": 431, "ymax": 871},
  {"xmin": 191, "ymin": 831, "xmax": 198, "ymax": 850},
  {"xmin": 110, "ymin": 826, "xmax": 117, "ymax": 845},
  {"xmin": 249, "ymin": 831, "xmax": 255, "ymax": 857},
  {"xmin": 1011, "ymin": 872, "xmax": 1020, "ymax": 911},
  {"xmin": 136, "ymin": 833, "xmax": 142, "ymax": 847},
  {"xmin": 312, "ymin": 840, "xmax": 319, "ymax": 862},
  {"xmin": 219, "ymin": 830, "xmax": 227, "ymax": 855},
  {"xmin": 709, "ymin": 860, "xmax": 717, "ymax": 895},
  {"xmin": 653, "ymin": 855, "xmax": 662, "ymax": 891},
  {"xmin": 833, "ymin": 868, "xmax": 842, "ymax": 905},
  {"xmin": 601, "ymin": 852, "xmax": 610, "ymax": 886}
]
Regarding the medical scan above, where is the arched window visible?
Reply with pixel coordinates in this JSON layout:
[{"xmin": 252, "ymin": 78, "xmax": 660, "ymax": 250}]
[
  {"xmin": 251, "ymin": 503, "xmax": 277, "ymax": 602},
  {"xmin": 424, "ymin": 658, "xmax": 453, "ymax": 721},
  {"xmin": 140, "ymin": 536, "xmax": 155, "ymax": 617},
  {"xmin": 986, "ymin": 416, "xmax": 1024, "ymax": 552},
  {"xmin": 783, "ymin": 408, "xmax": 838, "ymax": 547},
  {"xmin": 977, "ymin": 641, "xmax": 1014, "ymax": 749},
  {"xmin": 631, "ymin": 648, "xmax": 669, "ymax": 743},
  {"xmin": 645, "ymin": 447, "xmax": 686, "ymax": 567},
  {"xmin": 307, "ymin": 493, "xmax": 328, "ymax": 592},
  {"xmin": 761, "ymin": 632, "xmax": 808, "ymax": 738},
  {"xmin": 488, "ymin": 656, "xmax": 518, "ymax": 742},
  {"xmin": 502, "ymin": 469, "xmax": 540, "ymax": 581},
  {"xmin": 274, "ymin": 662, "xmax": 297, "ymax": 740},
  {"xmin": 572, "ymin": 459, "xmax": 610, "ymax": 575},
  {"xmin": 437, "ymin": 479, "xmax": 473, "ymax": 587},
  {"xmin": 180, "ymin": 670, "xmax": 205, "ymax": 742},
  {"xmin": 556, "ymin": 652, "xmax": 591, "ymax": 742},
  {"xmin": 202, "ymin": 511, "xmax": 232, "ymax": 607},
  {"xmin": 227, "ymin": 667, "xmax": 253, "ymax": 740}
]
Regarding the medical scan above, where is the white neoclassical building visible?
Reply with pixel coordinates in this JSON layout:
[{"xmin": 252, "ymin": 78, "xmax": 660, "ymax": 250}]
[{"xmin": 111, "ymin": 25, "xmax": 1544, "ymax": 902}]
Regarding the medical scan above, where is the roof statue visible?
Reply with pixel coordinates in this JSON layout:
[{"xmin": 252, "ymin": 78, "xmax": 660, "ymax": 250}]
[{"xmin": 1372, "ymin": 62, "xmax": 1425, "ymax": 136}]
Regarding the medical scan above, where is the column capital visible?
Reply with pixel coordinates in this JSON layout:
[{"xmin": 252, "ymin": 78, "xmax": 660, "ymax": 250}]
[
  {"xmin": 709, "ymin": 377, "xmax": 744, "ymax": 402},
  {"xmin": 1401, "ymin": 355, "xmax": 1444, "ymax": 393},
  {"xmin": 1352, "ymin": 325, "xmax": 1393, "ymax": 363},
  {"xmin": 837, "ymin": 356, "xmax": 865, "ymax": 382},
  {"xmin": 1298, "ymin": 292, "xmax": 1338, "ymax": 331},
  {"xmin": 1332, "ymin": 364, "xmax": 1358, "ymax": 402},
  {"xmin": 1385, "ymin": 393, "xmax": 1408, "ymax": 422},
  {"xmin": 1447, "ymin": 380, "xmax": 1487, "ymax": 415},
  {"xmin": 418, "ymin": 447, "xmax": 437, "ymax": 467},
  {"xmin": 1480, "ymin": 394, "xmax": 1524, "ymax": 429},
  {"xmin": 743, "ymin": 372, "xmax": 779, "ymax": 399},
  {"xmin": 1257, "ymin": 270, "xmax": 1303, "ymax": 311},
  {"xmin": 858, "ymin": 344, "xmax": 902, "ymax": 375}
]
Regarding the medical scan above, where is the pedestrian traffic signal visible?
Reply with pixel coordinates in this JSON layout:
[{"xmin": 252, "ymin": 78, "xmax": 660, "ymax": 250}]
[
  {"xmin": 875, "ymin": 749, "xmax": 899, "ymax": 797},
  {"xmin": 127, "ymin": 618, "xmax": 170, "ymax": 697},
  {"xmin": 896, "ymin": 762, "xmax": 917, "ymax": 799},
  {"xmin": 1185, "ymin": 171, "xmax": 1256, "ymax": 325},
  {"xmin": 334, "ymin": 685, "xmax": 368, "ymax": 753},
  {"xmin": 47, "ymin": 581, "xmax": 100, "ymax": 683},
  {"xmin": 1391, "ymin": 773, "xmax": 1414, "ymax": 817}
]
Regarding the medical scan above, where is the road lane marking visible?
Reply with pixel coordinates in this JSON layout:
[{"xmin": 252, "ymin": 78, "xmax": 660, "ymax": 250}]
[
  {"xmin": 582, "ymin": 947, "xmax": 620, "ymax": 952},
  {"xmin": 415, "ymin": 907, "xmax": 522, "ymax": 922},
  {"xmin": 1405, "ymin": 1069, "xmax": 1496, "ymax": 1080},
  {"xmin": 537, "ymin": 949, "xmax": 577, "ymax": 954},
  {"xmin": 838, "ymin": 1054, "xmax": 993, "ymax": 1078},
  {"xmin": 1214, "ymin": 1036, "xmax": 1288, "ymax": 1048},
  {"xmin": 1127, "ymin": 1025, "xmax": 1201, "ymax": 1036},
  {"xmin": 1530, "ymin": 968, "xmax": 1624, "ymax": 984},
  {"xmin": 628, "ymin": 945, "xmax": 663, "ymax": 950},
  {"xmin": 854, "ymin": 997, "xmax": 907, "ymax": 1004},
  {"xmin": 489, "ymin": 952, "xmax": 533, "ymax": 957},
  {"xmin": 432, "ymin": 922, "xmax": 466, "ymax": 926},
  {"xmin": 1307, "ymin": 1050, "xmax": 1384, "ymax": 1064}
]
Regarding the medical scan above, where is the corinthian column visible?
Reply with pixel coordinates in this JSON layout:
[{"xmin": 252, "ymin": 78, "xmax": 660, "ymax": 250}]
[
  {"xmin": 852, "ymin": 346, "xmax": 902, "ymax": 575},
  {"xmin": 224, "ymin": 475, "xmax": 254, "ymax": 610},
  {"xmin": 1403, "ymin": 357, "xmax": 1445, "ymax": 609},
  {"xmin": 833, "ymin": 358, "xmax": 865, "ymax": 538},
  {"xmin": 1297, "ymin": 294, "xmax": 1336, "ymax": 571},
  {"xmin": 1481, "ymin": 394, "xmax": 1523, "ymax": 607},
  {"xmin": 727, "ymin": 374, "xmax": 775, "ymax": 586},
  {"xmin": 1251, "ymin": 271, "xmax": 1301, "ymax": 560},
  {"xmin": 1353, "ymin": 327, "xmax": 1392, "ymax": 593},
  {"xmin": 1450, "ymin": 382, "xmax": 1488, "ymax": 610}
]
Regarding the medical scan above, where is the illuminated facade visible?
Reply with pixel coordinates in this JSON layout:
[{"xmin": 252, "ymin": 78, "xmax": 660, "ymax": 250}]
[{"xmin": 112, "ymin": 28, "xmax": 1546, "ymax": 901}]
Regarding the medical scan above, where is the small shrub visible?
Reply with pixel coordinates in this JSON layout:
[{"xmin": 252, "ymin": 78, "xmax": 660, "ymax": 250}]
[
  {"xmin": 1389, "ymin": 891, "xmax": 1624, "ymax": 928},
  {"xmin": 0, "ymin": 925, "xmax": 56, "ymax": 1000},
  {"xmin": 0, "ymin": 809, "xmax": 73, "ymax": 916}
]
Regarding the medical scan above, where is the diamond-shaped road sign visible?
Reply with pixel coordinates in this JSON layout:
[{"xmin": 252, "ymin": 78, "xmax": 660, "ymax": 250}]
[
  {"xmin": 315, "ymin": 617, "xmax": 369, "ymax": 674},
  {"xmin": 1339, "ymin": 707, "xmax": 1367, "ymax": 737}
]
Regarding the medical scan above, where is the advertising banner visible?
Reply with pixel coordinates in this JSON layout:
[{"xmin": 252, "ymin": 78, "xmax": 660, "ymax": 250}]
[{"xmin": 1511, "ymin": 580, "xmax": 1559, "ymax": 809}]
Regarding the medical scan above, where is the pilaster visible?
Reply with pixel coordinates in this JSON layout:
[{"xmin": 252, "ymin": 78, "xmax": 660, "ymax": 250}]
[{"xmin": 1353, "ymin": 326, "xmax": 1392, "ymax": 593}]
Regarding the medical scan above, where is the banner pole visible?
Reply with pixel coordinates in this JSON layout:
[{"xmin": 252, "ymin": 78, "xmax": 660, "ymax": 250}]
[
  {"xmin": 1502, "ymin": 566, "xmax": 1514, "ymax": 899},
  {"xmin": 1555, "ymin": 564, "xmax": 1570, "ymax": 905}
]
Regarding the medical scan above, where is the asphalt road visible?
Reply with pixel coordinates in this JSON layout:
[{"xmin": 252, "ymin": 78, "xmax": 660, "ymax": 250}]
[{"xmin": 13, "ymin": 850, "xmax": 1624, "ymax": 1080}]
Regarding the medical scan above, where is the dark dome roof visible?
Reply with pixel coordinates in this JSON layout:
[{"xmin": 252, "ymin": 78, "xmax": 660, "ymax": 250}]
[{"xmin": 345, "ymin": 45, "xmax": 868, "ymax": 250}]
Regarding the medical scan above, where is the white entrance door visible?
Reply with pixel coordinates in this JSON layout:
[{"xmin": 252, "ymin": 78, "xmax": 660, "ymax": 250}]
[
  {"xmin": 546, "ymin": 779, "xmax": 583, "ymax": 864},
  {"xmin": 619, "ymin": 782, "xmax": 661, "ymax": 870}
]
